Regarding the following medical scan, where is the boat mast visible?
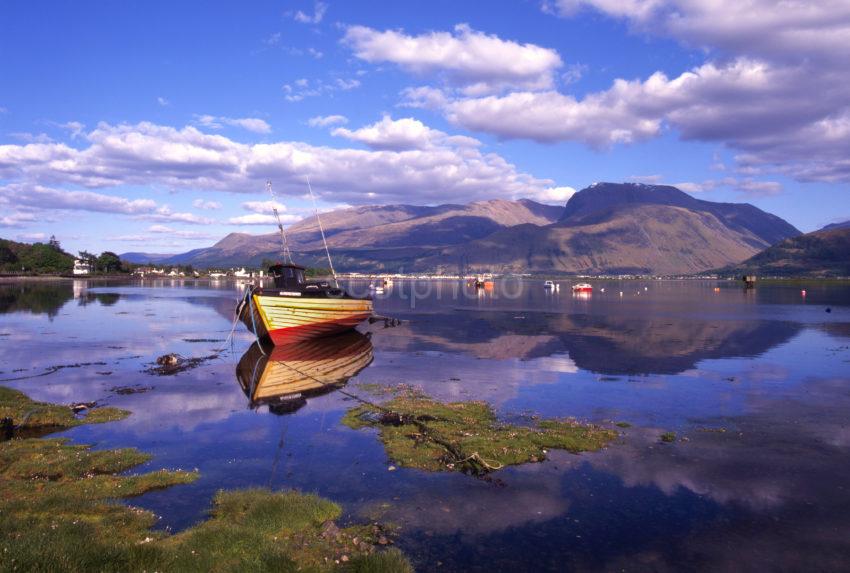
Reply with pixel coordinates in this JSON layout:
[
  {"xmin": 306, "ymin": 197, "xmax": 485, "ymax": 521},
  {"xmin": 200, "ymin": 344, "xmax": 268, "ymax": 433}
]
[
  {"xmin": 306, "ymin": 175, "xmax": 338, "ymax": 287},
  {"xmin": 266, "ymin": 180, "xmax": 292, "ymax": 264}
]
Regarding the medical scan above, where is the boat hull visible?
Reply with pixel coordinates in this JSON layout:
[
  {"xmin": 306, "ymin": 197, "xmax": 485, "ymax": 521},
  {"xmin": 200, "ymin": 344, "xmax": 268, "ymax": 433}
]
[{"xmin": 241, "ymin": 291, "xmax": 373, "ymax": 345}]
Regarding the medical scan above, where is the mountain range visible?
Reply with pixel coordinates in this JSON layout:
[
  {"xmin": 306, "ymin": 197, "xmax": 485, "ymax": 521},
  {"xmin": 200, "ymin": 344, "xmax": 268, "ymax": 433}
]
[
  {"xmin": 723, "ymin": 225, "xmax": 850, "ymax": 277},
  {"xmin": 122, "ymin": 183, "xmax": 805, "ymax": 276}
]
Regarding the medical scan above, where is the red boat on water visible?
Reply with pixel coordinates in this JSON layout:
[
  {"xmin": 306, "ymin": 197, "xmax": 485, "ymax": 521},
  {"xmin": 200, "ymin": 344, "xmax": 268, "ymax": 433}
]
[{"xmin": 571, "ymin": 283, "xmax": 593, "ymax": 293}]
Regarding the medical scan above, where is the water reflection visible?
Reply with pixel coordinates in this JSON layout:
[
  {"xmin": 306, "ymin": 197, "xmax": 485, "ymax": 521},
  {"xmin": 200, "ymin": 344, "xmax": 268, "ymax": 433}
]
[
  {"xmin": 235, "ymin": 331, "xmax": 373, "ymax": 414},
  {"xmin": 373, "ymin": 312, "xmax": 802, "ymax": 375}
]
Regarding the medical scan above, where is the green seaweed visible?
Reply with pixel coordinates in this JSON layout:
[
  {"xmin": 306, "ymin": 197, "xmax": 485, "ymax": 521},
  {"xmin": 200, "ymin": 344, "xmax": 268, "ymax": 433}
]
[
  {"xmin": 0, "ymin": 385, "xmax": 413, "ymax": 572},
  {"xmin": 0, "ymin": 385, "xmax": 129, "ymax": 433},
  {"xmin": 342, "ymin": 395, "xmax": 617, "ymax": 475}
]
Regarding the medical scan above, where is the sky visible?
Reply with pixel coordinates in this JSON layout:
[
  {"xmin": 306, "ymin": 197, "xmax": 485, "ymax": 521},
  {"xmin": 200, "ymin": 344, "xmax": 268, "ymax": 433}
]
[{"xmin": 1, "ymin": 0, "xmax": 849, "ymax": 255}]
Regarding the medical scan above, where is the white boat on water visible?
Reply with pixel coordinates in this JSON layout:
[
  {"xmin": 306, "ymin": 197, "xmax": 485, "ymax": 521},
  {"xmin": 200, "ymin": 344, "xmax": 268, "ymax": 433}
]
[{"xmin": 544, "ymin": 280, "xmax": 555, "ymax": 289}]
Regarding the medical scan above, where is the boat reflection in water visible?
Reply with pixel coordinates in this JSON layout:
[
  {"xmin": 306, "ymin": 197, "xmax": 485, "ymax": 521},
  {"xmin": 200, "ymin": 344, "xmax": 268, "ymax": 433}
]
[{"xmin": 235, "ymin": 330, "xmax": 373, "ymax": 414}]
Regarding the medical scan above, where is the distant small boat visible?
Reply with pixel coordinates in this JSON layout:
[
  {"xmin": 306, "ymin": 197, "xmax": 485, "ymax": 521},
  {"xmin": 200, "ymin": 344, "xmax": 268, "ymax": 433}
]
[
  {"xmin": 369, "ymin": 282, "xmax": 385, "ymax": 294},
  {"xmin": 544, "ymin": 280, "xmax": 555, "ymax": 289},
  {"xmin": 571, "ymin": 283, "xmax": 593, "ymax": 293},
  {"xmin": 239, "ymin": 263, "xmax": 373, "ymax": 345}
]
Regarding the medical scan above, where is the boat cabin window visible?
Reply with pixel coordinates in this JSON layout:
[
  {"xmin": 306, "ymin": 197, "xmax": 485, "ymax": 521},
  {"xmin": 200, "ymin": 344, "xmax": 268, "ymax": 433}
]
[{"xmin": 269, "ymin": 265, "xmax": 305, "ymax": 289}]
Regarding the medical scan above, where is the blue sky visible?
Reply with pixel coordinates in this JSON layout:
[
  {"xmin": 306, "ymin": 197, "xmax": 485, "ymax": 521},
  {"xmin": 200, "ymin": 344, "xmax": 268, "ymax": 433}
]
[{"xmin": 1, "ymin": 0, "xmax": 848, "ymax": 254}]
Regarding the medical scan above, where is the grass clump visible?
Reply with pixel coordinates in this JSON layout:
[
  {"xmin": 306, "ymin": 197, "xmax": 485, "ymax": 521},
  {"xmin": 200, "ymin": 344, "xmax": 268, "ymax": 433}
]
[
  {"xmin": 660, "ymin": 431, "xmax": 677, "ymax": 443},
  {"xmin": 342, "ymin": 395, "xmax": 617, "ymax": 476},
  {"xmin": 615, "ymin": 421, "xmax": 632, "ymax": 428},
  {"xmin": 0, "ymin": 384, "xmax": 413, "ymax": 572},
  {"xmin": 0, "ymin": 385, "xmax": 129, "ymax": 433}
]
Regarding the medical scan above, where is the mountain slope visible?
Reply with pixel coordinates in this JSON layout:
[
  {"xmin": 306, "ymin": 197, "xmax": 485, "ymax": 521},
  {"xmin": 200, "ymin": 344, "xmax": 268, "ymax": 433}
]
[
  {"xmin": 123, "ymin": 199, "xmax": 564, "ymax": 268},
  {"xmin": 723, "ymin": 227, "xmax": 850, "ymax": 277},
  {"xmin": 419, "ymin": 183, "xmax": 801, "ymax": 275},
  {"xmin": 121, "ymin": 184, "xmax": 801, "ymax": 275}
]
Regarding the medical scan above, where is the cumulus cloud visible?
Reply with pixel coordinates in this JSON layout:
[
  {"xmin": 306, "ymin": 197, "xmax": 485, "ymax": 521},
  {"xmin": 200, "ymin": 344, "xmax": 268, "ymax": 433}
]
[
  {"xmin": 548, "ymin": 0, "xmax": 850, "ymax": 64},
  {"xmin": 0, "ymin": 183, "xmax": 214, "ymax": 225},
  {"xmin": 529, "ymin": 0, "xmax": 850, "ymax": 182},
  {"xmin": 192, "ymin": 198, "xmax": 221, "ymax": 210},
  {"xmin": 242, "ymin": 200, "xmax": 287, "ymax": 214},
  {"xmin": 308, "ymin": 115, "xmax": 348, "ymax": 128},
  {"xmin": 534, "ymin": 186, "xmax": 577, "ymax": 204},
  {"xmin": 0, "ymin": 211, "xmax": 38, "ymax": 227},
  {"xmin": 228, "ymin": 213, "xmax": 298, "ymax": 225},
  {"xmin": 409, "ymin": 57, "xmax": 850, "ymax": 182},
  {"xmin": 0, "ymin": 183, "xmax": 157, "ymax": 214},
  {"xmin": 293, "ymin": 1, "xmax": 327, "ymax": 24},
  {"xmin": 342, "ymin": 24, "xmax": 563, "ymax": 95},
  {"xmin": 0, "ymin": 120, "xmax": 563, "ymax": 205},
  {"xmin": 195, "ymin": 114, "xmax": 271, "ymax": 134},
  {"xmin": 331, "ymin": 115, "xmax": 473, "ymax": 151}
]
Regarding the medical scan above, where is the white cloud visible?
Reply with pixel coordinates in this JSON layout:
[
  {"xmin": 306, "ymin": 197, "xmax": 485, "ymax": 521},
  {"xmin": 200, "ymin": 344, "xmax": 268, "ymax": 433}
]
[
  {"xmin": 331, "ymin": 115, "xmax": 461, "ymax": 150},
  {"xmin": 524, "ymin": 0, "xmax": 850, "ymax": 183},
  {"xmin": 143, "ymin": 206, "xmax": 215, "ymax": 225},
  {"xmin": 157, "ymin": 96, "xmax": 170, "ymax": 107},
  {"xmin": 293, "ymin": 1, "xmax": 327, "ymax": 24},
  {"xmin": 0, "ymin": 212, "xmax": 38, "ymax": 227},
  {"xmin": 282, "ymin": 77, "xmax": 361, "ymax": 102},
  {"xmin": 0, "ymin": 183, "xmax": 157, "ymax": 214},
  {"xmin": 59, "ymin": 121, "xmax": 85, "ymax": 139},
  {"xmin": 342, "ymin": 24, "xmax": 563, "ymax": 95},
  {"xmin": 0, "ymin": 120, "xmax": 566, "ymax": 205},
  {"xmin": 228, "ymin": 213, "xmax": 298, "ymax": 225},
  {"xmin": 192, "ymin": 198, "xmax": 221, "ymax": 210},
  {"xmin": 147, "ymin": 224, "xmax": 214, "ymax": 239},
  {"xmin": 409, "ymin": 57, "xmax": 850, "ymax": 182},
  {"xmin": 534, "ymin": 186, "xmax": 577, "ymax": 204},
  {"xmin": 549, "ymin": 0, "xmax": 850, "ymax": 64},
  {"xmin": 308, "ymin": 115, "xmax": 348, "ymax": 128},
  {"xmin": 242, "ymin": 200, "xmax": 287, "ymax": 214},
  {"xmin": 0, "ymin": 183, "xmax": 214, "ymax": 226},
  {"xmin": 195, "ymin": 114, "xmax": 271, "ymax": 134}
]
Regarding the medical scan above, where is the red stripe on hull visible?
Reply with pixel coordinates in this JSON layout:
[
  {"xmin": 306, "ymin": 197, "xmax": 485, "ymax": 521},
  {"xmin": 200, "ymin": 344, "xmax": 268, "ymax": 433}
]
[{"xmin": 267, "ymin": 315, "xmax": 370, "ymax": 344}]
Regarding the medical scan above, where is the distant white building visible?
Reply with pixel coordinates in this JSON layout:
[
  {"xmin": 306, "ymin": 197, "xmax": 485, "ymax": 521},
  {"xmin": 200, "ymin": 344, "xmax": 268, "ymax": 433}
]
[{"xmin": 73, "ymin": 259, "xmax": 92, "ymax": 275}]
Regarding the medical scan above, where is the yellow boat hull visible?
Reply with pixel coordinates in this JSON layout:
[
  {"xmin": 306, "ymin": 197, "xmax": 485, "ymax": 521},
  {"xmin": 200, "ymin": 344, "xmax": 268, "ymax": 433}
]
[{"xmin": 241, "ymin": 290, "xmax": 373, "ymax": 345}]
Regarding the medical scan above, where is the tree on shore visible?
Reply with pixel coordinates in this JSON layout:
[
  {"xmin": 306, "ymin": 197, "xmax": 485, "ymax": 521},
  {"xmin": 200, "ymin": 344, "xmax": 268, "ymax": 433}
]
[{"xmin": 96, "ymin": 251, "xmax": 123, "ymax": 273}]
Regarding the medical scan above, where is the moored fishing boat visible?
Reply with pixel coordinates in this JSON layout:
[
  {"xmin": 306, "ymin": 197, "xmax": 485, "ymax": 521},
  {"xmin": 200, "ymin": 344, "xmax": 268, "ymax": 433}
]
[
  {"xmin": 237, "ymin": 180, "xmax": 373, "ymax": 345},
  {"xmin": 238, "ymin": 263, "xmax": 373, "ymax": 345},
  {"xmin": 571, "ymin": 282, "xmax": 593, "ymax": 293}
]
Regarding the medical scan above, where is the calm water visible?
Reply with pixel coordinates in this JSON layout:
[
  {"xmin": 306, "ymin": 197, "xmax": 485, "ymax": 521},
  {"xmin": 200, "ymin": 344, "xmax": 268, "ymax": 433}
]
[{"xmin": 2, "ymin": 278, "xmax": 849, "ymax": 571}]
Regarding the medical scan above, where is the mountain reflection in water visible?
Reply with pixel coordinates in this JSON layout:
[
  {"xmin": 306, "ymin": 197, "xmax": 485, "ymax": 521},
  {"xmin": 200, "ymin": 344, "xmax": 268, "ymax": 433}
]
[
  {"xmin": 372, "ymin": 312, "xmax": 802, "ymax": 375},
  {"xmin": 235, "ymin": 331, "xmax": 373, "ymax": 414}
]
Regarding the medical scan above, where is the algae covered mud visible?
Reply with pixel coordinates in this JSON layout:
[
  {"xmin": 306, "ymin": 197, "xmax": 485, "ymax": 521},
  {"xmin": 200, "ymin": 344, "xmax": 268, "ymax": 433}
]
[{"xmin": 1, "ymin": 278, "xmax": 850, "ymax": 571}]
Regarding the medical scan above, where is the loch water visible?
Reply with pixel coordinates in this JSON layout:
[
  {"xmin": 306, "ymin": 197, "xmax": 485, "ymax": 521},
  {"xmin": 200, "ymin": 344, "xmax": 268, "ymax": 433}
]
[{"xmin": 1, "ymin": 278, "xmax": 849, "ymax": 571}]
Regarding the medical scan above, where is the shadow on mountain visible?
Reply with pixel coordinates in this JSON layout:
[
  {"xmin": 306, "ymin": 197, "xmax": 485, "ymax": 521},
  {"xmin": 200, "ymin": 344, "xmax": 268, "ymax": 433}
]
[{"xmin": 235, "ymin": 331, "xmax": 373, "ymax": 415}]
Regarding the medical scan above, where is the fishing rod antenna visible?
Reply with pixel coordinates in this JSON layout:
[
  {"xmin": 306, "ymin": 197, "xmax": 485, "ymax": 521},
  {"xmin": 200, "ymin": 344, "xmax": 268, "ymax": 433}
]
[
  {"xmin": 266, "ymin": 180, "xmax": 292, "ymax": 264},
  {"xmin": 306, "ymin": 175, "xmax": 338, "ymax": 288}
]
